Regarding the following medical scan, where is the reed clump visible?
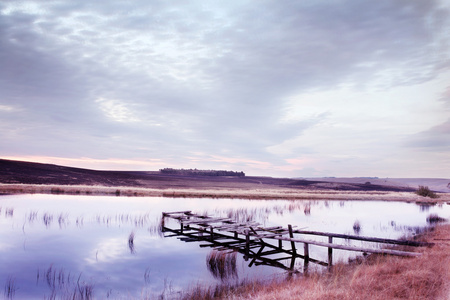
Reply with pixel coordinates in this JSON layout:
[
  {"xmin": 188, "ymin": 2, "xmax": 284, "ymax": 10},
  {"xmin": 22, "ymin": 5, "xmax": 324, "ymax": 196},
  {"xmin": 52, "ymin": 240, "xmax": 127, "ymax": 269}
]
[
  {"xmin": 416, "ymin": 185, "xmax": 439, "ymax": 198},
  {"xmin": 4, "ymin": 276, "xmax": 16, "ymax": 299},
  {"xmin": 426, "ymin": 213, "xmax": 447, "ymax": 224},
  {"xmin": 206, "ymin": 250, "xmax": 238, "ymax": 281}
]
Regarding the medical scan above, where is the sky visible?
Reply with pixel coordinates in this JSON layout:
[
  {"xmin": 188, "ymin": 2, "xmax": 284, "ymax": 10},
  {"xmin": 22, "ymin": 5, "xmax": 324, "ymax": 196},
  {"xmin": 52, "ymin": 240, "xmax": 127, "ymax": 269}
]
[{"xmin": 1, "ymin": 0, "xmax": 450, "ymax": 178}]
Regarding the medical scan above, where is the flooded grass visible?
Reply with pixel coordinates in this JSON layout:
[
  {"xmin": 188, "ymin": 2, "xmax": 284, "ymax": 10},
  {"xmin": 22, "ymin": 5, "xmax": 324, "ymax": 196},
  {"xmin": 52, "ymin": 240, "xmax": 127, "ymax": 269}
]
[
  {"xmin": 3, "ymin": 276, "xmax": 16, "ymax": 300},
  {"xmin": 4, "ymin": 207, "xmax": 14, "ymax": 217},
  {"xmin": 33, "ymin": 266, "xmax": 95, "ymax": 300},
  {"xmin": 128, "ymin": 231, "xmax": 136, "ymax": 254},
  {"xmin": 28, "ymin": 210, "xmax": 38, "ymax": 223},
  {"xmin": 42, "ymin": 213, "xmax": 53, "ymax": 227}
]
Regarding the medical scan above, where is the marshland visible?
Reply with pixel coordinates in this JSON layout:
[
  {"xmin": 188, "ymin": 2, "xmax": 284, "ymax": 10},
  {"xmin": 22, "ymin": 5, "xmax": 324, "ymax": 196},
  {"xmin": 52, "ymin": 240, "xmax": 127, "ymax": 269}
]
[{"xmin": 1, "ymin": 193, "xmax": 449, "ymax": 299}]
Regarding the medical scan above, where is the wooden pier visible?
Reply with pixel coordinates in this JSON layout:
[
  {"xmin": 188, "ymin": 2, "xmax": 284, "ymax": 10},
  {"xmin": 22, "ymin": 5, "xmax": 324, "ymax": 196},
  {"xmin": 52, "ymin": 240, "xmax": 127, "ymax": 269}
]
[{"xmin": 161, "ymin": 211, "xmax": 431, "ymax": 273}]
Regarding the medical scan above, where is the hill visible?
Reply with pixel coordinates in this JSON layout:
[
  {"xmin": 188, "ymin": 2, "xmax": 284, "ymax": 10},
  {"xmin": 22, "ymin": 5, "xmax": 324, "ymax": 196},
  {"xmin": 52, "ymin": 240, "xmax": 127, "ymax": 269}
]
[{"xmin": 0, "ymin": 158, "xmax": 418, "ymax": 192}]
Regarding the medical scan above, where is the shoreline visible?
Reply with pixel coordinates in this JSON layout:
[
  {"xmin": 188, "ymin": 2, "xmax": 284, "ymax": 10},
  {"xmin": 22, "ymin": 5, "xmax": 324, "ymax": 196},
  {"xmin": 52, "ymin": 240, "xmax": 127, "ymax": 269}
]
[
  {"xmin": 202, "ymin": 224, "xmax": 450, "ymax": 300},
  {"xmin": 1, "ymin": 183, "xmax": 449, "ymax": 203}
]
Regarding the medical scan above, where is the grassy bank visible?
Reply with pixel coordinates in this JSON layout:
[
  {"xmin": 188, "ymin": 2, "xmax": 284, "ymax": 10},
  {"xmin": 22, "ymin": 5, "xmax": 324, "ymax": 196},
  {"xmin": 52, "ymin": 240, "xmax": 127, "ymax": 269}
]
[
  {"xmin": 1, "ymin": 183, "xmax": 449, "ymax": 203},
  {"xmin": 182, "ymin": 225, "xmax": 450, "ymax": 300}
]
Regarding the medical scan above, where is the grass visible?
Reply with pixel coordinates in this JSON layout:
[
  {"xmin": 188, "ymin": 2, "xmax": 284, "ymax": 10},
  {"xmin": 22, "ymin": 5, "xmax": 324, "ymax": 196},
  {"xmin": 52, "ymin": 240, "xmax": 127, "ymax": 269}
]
[
  {"xmin": 181, "ymin": 224, "xmax": 450, "ymax": 300},
  {"xmin": 1, "ymin": 183, "xmax": 449, "ymax": 203}
]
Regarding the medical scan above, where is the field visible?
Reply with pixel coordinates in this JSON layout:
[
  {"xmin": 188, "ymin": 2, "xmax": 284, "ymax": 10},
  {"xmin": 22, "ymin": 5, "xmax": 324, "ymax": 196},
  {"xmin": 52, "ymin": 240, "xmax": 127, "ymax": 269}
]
[{"xmin": 1, "ymin": 158, "xmax": 450, "ymax": 299}]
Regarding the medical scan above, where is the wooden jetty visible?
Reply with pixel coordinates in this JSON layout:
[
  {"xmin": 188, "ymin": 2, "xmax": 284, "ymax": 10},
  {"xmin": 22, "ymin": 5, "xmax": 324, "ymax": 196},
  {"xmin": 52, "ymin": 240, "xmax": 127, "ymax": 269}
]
[{"xmin": 161, "ymin": 211, "xmax": 432, "ymax": 273}]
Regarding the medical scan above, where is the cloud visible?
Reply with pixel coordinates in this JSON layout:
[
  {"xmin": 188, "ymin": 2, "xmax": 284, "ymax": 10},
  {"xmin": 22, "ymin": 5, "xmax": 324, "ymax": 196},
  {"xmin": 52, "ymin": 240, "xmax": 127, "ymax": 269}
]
[
  {"xmin": 1, "ymin": 0, "xmax": 449, "ymax": 177},
  {"xmin": 439, "ymin": 85, "xmax": 450, "ymax": 108},
  {"xmin": 404, "ymin": 119, "xmax": 450, "ymax": 150}
]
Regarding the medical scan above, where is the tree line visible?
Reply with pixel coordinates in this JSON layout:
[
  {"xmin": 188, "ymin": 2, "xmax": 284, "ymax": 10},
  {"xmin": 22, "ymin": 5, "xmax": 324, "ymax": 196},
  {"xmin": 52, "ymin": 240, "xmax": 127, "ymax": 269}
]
[{"xmin": 159, "ymin": 168, "xmax": 245, "ymax": 177}]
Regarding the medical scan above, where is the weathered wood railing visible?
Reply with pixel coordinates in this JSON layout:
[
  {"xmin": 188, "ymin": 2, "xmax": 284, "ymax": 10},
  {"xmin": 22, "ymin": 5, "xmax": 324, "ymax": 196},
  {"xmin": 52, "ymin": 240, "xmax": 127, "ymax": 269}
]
[{"xmin": 162, "ymin": 211, "xmax": 432, "ymax": 273}]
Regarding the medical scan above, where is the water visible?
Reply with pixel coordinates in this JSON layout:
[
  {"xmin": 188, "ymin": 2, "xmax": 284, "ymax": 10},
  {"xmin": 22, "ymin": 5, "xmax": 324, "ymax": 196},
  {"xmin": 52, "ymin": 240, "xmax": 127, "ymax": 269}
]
[{"xmin": 0, "ymin": 194, "xmax": 449, "ymax": 299}]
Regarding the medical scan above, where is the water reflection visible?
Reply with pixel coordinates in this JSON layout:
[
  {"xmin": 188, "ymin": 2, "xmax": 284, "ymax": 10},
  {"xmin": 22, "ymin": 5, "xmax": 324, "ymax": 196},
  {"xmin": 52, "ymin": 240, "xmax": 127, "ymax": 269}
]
[
  {"xmin": 206, "ymin": 250, "xmax": 238, "ymax": 281},
  {"xmin": 0, "ymin": 194, "xmax": 449, "ymax": 299}
]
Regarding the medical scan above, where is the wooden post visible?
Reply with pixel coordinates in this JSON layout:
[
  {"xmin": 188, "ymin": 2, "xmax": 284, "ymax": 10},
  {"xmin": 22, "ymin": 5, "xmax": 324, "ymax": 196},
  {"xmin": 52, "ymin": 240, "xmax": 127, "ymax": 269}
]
[
  {"xmin": 245, "ymin": 229, "xmax": 250, "ymax": 261},
  {"xmin": 249, "ymin": 245, "xmax": 265, "ymax": 267},
  {"xmin": 288, "ymin": 225, "xmax": 296, "ymax": 255},
  {"xmin": 328, "ymin": 236, "xmax": 333, "ymax": 268},
  {"xmin": 278, "ymin": 239, "xmax": 282, "ymax": 249},
  {"xmin": 304, "ymin": 242, "xmax": 309, "ymax": 274},
  {"xmin": 180, "ymin": 222, "xmax": 183, "ymax": 234},
  {"xmin": 234, "ymin": 231, "xmax": 238, "ymax": 239},
  {"xmin": 289, "ymin": 254, "xmax": 296, "ymax": 271},
  {"xmin": 210, "ymin": 227, "xmax": 214, "ymax": 242}
]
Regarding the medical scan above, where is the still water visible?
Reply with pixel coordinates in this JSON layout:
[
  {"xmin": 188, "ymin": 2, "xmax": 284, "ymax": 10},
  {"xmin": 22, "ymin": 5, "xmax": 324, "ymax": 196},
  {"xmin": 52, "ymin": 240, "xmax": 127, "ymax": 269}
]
[{"xmin": 1, "ymin": 194, "xmax": 449, "ymax": 299}]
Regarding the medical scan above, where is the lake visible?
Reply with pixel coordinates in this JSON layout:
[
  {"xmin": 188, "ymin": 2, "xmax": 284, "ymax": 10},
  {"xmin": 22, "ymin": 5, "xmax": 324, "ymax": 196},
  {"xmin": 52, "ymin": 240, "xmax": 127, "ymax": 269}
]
[{"xmin": 1, "ymin": 194, "xmax": 449, "ymax": 299}]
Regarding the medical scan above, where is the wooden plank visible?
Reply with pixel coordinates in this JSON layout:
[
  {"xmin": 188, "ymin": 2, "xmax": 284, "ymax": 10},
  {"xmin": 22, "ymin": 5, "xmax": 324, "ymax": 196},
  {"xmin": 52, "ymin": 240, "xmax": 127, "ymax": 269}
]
[
  {"xmin": 183, "ymin": 217, "xmax": 233, "ymax": 225},
  {"xmin": 259, "ymin": 249, "xmax": 287, "ymax": 256},
  {"xmin": 272, "ymin": 256, "xmax": 295, "ymax": 262},
  {"xmin": 273, "ymin": 236, "xmax": 421, "ymax": 257},
  {"xmin": 251, "ymin": 233, "xmax": 286, "ymax": 239},
  {"xmin": 293, "ymin": 230, "xmax": 432, "ymax": 247},
  {"xmin": 261, "ymin": 226, "xmax": 284, "ymax": 230},
  {"xmin": 214, "ymin": 223, "xmax": 260, "ymax": 231},
  {"xmin": 162, "ymin": 210, "xmax": 191, "ymax": 216}
]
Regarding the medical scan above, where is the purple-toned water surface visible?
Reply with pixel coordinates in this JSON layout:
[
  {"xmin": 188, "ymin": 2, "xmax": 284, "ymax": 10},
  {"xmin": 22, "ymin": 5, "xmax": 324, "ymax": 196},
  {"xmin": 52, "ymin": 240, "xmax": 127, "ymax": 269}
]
[{"xmin": 1, "ymin": 194, "xmax": 449, "ymax": 299}]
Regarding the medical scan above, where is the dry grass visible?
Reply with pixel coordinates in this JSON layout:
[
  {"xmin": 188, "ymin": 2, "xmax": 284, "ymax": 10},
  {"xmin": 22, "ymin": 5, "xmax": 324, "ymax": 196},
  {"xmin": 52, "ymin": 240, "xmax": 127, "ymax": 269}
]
[
  {"xmin": 181, "ymin": 225, "xmax": 450, "ymax": 300},
  {"xmin": 229, "ymin": 225, "xmax": 450, "ymax": 300},
  {"xmin": 1, "ymin": 183, "xmax": 449, "ymax": 203}
]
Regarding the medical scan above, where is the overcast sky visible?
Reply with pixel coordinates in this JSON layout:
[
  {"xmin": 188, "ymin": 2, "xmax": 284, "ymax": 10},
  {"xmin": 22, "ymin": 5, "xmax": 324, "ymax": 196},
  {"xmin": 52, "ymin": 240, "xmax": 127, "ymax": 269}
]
[{"xmin": 1, "ymin": 0, "xmax": 449, "ymax": 178}]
